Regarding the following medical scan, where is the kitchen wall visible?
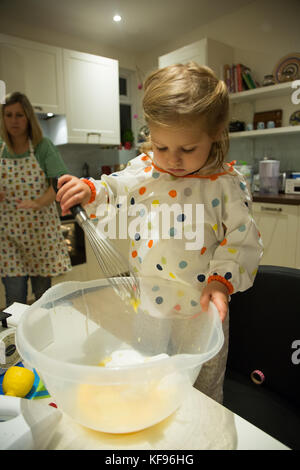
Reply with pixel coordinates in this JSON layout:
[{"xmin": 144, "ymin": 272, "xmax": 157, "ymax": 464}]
[
  {"xmin": 228, "ymin": 134, "xmax": 300, "ymax": 174},
  {"xmin": 56, "ymin": 145, "xmax": 137, "ymax": 179}
]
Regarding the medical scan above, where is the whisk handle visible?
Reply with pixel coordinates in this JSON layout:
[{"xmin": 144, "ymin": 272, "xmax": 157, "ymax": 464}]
[{"xmin": 52, "ymin": 176, "xmax": 86, "ymax": 220}]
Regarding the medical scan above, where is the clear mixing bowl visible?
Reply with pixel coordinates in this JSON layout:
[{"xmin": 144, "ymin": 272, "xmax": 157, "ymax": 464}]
[{"xmin": 16, "ymin": 277, "xmax": 224, "ymax": 433}]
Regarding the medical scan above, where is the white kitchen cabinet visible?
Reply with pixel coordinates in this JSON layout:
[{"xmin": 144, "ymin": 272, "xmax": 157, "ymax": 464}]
[
  {"xmin": 158, "ymin": 38, "xmax": 234, "ymax": 79},
  {"xmin": 252, "ymin": 202, "xmax": 299, "ymax": 268},
  {"xmin": 0, "ymin": 33, "xmax": 65, "ymax": 114},
  {"xmin": 63, "ymin": 49, "xmax": 120, "ymax": 145}
]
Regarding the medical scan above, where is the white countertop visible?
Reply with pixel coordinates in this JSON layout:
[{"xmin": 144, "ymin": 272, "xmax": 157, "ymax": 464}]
[
  {"xmin": 3, "ymin": 302, "xmax": 289, "ymax": 451},
  {"xmin": 45, "ymin": 388, "xmax": 289, "ymax": 450}
]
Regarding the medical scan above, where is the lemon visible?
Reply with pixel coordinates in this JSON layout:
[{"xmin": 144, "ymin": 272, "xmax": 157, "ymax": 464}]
[{"xmin": 2, "ymin": 366, "xmax": 35, "ymax": 397}]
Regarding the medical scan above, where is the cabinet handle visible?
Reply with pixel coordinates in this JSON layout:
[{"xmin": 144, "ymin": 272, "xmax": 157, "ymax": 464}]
[
  {"xmin": 86, "ymin": 132, "xmax": 101, "ymax": 143},
  {"xmin": 260, "ymin": 206, "xmax": 282, "ymax": 212},
  {"xmin": 34, "ymin": 105, "xmax": 43, "ymax": 111}
]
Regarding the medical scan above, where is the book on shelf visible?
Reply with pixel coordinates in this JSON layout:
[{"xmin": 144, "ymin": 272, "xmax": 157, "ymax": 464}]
[
  {"xmin": 223, "ymin": 63, "xmax": 259, "ymax": 93},
  {"xmin": 242, "ymin": 67, "xmax": 257, "ymax": 89}
]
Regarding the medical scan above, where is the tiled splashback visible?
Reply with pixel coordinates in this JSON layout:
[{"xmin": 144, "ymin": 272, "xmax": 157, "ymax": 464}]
[
  {"xmin": 227, "ymin": 134, "xmax": 300, "ymax": 173},
  {"xmin": 57, "ymin": 145, "xmax": 138, "ymax": 178},
  {"xmin": 58, "ymin": 133, "xmax": 300, "ymax": 180}
]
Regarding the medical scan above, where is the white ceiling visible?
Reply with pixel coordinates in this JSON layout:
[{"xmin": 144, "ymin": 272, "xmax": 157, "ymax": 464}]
[{"xmin": 0, "ymin": 0, "xmax": 255, "ymax": 54}]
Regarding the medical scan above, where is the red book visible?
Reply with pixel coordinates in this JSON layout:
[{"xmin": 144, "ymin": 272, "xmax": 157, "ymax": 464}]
[{"xmin": 236, "ymin": 64, "xmax": 243, "ymax": 92}]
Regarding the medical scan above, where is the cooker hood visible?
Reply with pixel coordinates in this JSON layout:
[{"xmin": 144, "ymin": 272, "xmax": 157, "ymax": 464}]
[{"xmin": 36, "ymin": 112, "xmax": 68, "ymax": 146}]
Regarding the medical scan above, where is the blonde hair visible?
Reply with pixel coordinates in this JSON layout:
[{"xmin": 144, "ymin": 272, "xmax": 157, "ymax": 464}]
[
  {"xmin": 141, "ymin": 62, "xmax": 229, "ymax": 169},
  {"xmin": 0, "ymin": 91, "xmax": 43, "ymax": 153}
]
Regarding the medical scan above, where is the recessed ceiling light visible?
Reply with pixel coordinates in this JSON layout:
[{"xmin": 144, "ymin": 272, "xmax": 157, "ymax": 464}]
[{"xmin": 113, "ymin": 15, "xmax": 122, "ymax": 22}]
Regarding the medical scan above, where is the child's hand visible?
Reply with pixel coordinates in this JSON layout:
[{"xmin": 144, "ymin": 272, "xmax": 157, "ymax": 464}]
[
  {"xmin": 200, "ymin": 281, "xmax": 229, "ymax": 322},
  {"xmin": 56, "ymin": 175, "xmax": 91, "ymax": 216}
]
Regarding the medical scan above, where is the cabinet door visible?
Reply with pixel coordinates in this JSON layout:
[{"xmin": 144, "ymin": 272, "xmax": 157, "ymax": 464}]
[
  {"xmin": 63, "ymin": 49, "xmax": 120, "ymax": 145},
  {"xmin": 252, "ymin": 203, "xmax": 298, "ymax": 268},
  {"xmin": 0, "ymin": 34, "xmax": 65, "ymax": 114},
  {"xmin": 158, "ymin": 38, "xmax": 233, "ymax": 78},
  {"xmin": 159, "ymin": 39, "xmax": 207, "ymax": 68}
]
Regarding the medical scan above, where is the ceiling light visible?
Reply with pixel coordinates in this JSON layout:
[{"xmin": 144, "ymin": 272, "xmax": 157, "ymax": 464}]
[{"xmin": 113, "ymin": 15, "xmax": 122, "ymax": 22}]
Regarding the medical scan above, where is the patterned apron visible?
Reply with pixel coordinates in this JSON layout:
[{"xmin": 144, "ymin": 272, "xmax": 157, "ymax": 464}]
[{"xmin": 0, "ymin": 140, "xmax": 71, "ymax": 277}]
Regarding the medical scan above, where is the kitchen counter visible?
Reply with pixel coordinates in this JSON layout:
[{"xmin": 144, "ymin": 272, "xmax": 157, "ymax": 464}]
[
  {"xmin": 1, "ymin": 304, "xmax": 290, "ymax": 451},
  {"xmin": 252, "ymin": 192, "xmax": 300, "ymax": 205},
  {"xmin": 44, "ymin": 388, "xmax": 289, "ymax": 450}
]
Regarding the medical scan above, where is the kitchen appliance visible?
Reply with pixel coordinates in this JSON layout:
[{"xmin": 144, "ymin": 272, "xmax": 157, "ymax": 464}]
[
  {"xmin": 60, "ymin": 217, "xmax": 86, "ymax": 266},
  {"xmin": 15, "ymin": 277, "xmax": 224, "ymax": 434},
  {"xmin": 0, "ymin": 311, "xmax": 20, "ymax": 375},
  {"xmin": 285, "ymin": 177, "xmax": 300, "ymax": 194},
  {"xmin": 259, "ymin": 159, "xmax": 280, "ymax": 194}
]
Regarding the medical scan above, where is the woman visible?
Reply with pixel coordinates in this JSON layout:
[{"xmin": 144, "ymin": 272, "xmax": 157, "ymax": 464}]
[{"xmin": 0, "ymin": 91, "xmax": 71, "ymax": 307}]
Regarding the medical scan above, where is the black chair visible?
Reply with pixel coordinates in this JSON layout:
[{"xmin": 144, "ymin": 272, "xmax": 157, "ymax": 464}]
[{"xmin": 223, "ymin": 265, "xmax": 300, "ymax": 450}]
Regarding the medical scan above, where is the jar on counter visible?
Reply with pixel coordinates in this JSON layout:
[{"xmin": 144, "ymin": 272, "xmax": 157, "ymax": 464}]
[{"xmin": 262, "ymin": 74, "xmax": 275, "ymax": 86}]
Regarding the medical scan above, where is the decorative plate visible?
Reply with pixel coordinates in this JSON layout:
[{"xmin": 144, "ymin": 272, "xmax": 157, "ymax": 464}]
[
  {"xmin": 273, "ymin": 53, "xmax": 300, "ymax": 83},
  {"xmin": 289, "ymin": 110, "xmax": 300, "ymax": 126}
]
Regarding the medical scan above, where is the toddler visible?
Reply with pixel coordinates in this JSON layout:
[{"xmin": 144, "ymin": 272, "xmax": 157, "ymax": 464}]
[{"xmin": 56, "ymin": 62, "xmax": 263, "ymax": 403}]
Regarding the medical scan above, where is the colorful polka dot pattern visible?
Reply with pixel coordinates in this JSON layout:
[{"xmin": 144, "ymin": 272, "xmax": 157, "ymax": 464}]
[
  {"xmin": 143, "ymin": 281, "xmax": 202, "ymax": 317},
  {"xmin": 119, "ymin": 154, "xmax": 262, "ymax": 299},
  {"xmin": 129, "ymin": 172, "xmax": 241, "ymax": 287}
]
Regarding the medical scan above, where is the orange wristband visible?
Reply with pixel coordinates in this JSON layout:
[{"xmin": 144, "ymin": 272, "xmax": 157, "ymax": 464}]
[
  {"xmin": 82, "ymin": 179, "xmax": 96, "ymax": 204},
  {"xmin": 207, "ymin": 275, "xmax": 234, "ymax": 295}
]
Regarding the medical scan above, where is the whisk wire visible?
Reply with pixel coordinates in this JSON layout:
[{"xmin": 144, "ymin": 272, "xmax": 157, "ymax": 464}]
[
  {"xmin": 53, "ymin": 177, "xmax": 139, "ymax": 301},
  {"xmin": 83, "ymin": 218, "xmax": 140, "ymax": 300}
]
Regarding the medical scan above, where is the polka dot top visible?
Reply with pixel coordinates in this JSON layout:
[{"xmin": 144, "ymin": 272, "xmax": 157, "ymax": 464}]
[{"xmin": 86, "ymin": 154, "xmax": 263, "ymax": 296}]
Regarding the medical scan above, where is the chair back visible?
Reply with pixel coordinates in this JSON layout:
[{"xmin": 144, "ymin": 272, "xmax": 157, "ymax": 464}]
[{"xmin": 227, "ymin": 265, "xmax": 300, "ymax": 408}]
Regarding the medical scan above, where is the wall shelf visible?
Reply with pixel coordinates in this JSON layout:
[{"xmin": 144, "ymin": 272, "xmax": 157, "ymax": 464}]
[
  {"xmin": 229, "ymin": 125, "xmax": 300, "ymax": 139},
  {"xmin": 229, "ymin": 81, "xmax": 294, "ymax": 104},
  {"xmin": 229, "ymin": 81, "xmax": 300, "ymax": 139}
]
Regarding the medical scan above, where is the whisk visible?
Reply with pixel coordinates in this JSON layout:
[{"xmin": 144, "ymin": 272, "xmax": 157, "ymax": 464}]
[{"xmin": 53, "ymin": 178, "xmax": 140, "ymax": 303}]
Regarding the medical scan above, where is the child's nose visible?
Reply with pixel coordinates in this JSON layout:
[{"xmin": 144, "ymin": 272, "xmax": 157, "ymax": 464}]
[{"xmin": 168, "ymin": 151, "xmax": 182, "ymax": 165}]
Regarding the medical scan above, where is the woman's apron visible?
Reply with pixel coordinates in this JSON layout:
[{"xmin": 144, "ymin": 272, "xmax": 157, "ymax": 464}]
[{"xmin": 0, "ymin": 140, "xmax": 71, "ymax": 277}]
